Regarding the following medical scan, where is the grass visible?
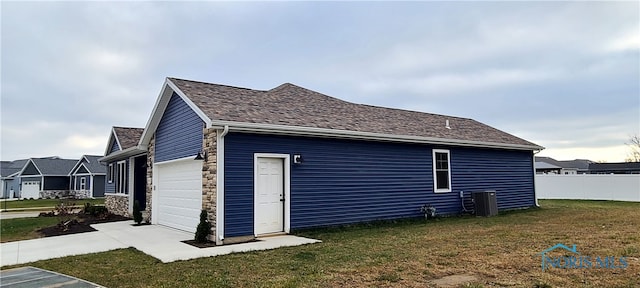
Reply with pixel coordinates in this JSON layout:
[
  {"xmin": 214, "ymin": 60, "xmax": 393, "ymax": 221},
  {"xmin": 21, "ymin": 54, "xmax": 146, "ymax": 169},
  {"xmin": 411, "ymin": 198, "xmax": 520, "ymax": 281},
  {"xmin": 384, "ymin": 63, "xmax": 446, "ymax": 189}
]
[
  {"xmin": 0, "ymin": 198, "xmax": 104, "ymax": 210},
  {"xmin": 5, "ymin": 200, "xmax": 640, "ymax": 287},
  {"xmin": 1, "ymin": 217, "xmax": 62, "ymax": 242}
]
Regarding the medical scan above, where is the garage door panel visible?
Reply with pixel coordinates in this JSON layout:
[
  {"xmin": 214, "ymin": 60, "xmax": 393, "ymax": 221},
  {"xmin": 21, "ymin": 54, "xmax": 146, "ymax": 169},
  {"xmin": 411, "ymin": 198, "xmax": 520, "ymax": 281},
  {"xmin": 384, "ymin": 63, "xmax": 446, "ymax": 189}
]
[{"xmin": 155, "ymin": 159, "xmax": 202, "ymax": 233}]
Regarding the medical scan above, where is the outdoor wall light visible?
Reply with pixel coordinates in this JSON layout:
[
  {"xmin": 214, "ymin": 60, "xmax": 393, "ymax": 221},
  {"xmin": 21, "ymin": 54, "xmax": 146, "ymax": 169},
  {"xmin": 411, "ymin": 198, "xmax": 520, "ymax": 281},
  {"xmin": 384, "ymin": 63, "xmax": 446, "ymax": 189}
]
[
  {"xmin": 293, "ymin": 154, "xmax": 303, "ymax": 164},
  {"xmin": 194, "ymin": 150, "xmax": 207, "ymax": 161}
]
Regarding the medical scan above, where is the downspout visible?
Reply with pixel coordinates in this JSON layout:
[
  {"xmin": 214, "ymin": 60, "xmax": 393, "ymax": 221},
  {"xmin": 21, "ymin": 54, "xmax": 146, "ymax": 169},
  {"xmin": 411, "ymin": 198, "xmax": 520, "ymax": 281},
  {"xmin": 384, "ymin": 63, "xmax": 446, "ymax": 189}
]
[{"xmin": 216, "ymin": 125, "xmax": 229, "ymax": 245}]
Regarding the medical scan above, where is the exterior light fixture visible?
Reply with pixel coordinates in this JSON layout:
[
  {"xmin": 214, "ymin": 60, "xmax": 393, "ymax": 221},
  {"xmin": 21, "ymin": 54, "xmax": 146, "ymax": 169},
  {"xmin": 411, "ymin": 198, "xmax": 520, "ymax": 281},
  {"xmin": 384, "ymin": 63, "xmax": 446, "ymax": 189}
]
[
  {"xmin": 194, "ymin": 150, "xmax": 207, "ymax": 160},
  {"xmin": 293, "ymin": 154, "xmax": 303, "ymax": 164}
]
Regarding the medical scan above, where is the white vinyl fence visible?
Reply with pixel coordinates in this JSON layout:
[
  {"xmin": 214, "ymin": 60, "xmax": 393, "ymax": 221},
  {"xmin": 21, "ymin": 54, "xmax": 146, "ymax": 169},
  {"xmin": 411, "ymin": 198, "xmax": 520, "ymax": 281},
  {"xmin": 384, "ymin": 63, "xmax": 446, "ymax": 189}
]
[{"xmin": 536, "ymin": 174, "xmax": 640, "ymax": 202}]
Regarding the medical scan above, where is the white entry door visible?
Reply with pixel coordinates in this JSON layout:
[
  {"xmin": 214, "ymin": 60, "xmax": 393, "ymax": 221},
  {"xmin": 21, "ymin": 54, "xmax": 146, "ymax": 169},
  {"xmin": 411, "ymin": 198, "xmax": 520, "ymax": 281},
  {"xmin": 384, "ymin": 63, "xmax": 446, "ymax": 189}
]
[{"xmin": 255, "ymin": 157, "xmax": 284, "ymax": 235}]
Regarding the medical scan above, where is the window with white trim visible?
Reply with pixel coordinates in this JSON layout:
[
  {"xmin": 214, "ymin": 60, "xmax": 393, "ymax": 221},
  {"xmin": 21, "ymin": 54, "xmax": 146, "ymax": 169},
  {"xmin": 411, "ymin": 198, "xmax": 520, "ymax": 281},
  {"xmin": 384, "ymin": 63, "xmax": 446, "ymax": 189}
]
[
  {"xmin": 108, "ymin": 163, "xmax": 114, "ymax": 183},
  {"xmin": 433, "ymin": 149, "xmax": 451, "ymax": 193},
  {"xmin": 80, "ymin": 177, "xmax": 86, "ymax": 190},
  {"xmin": 117, "ymin": 161, "xmax": 127, "ymax": 194}
]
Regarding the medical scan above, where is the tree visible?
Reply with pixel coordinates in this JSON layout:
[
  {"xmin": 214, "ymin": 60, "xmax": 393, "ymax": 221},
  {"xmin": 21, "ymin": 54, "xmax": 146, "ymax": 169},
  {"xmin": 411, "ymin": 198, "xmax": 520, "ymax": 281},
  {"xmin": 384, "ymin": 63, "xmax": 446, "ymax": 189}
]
[
  {"xmin": 625, "ymin": 134, "xmax": 640, "ymax": 162},
  {"xmin": 195, "ymin": 210, "xmax": 212, "ymax": 243}
]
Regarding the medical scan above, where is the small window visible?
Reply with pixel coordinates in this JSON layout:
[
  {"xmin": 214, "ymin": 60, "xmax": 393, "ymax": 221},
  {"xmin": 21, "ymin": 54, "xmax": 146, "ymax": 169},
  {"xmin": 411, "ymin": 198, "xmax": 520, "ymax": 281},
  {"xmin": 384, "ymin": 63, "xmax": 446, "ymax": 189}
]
[
  {"xmin": 117, "ymin": 161, "xmax": 127, "ymax": 194},
  {"xmin": 108, "ymin": 163, "xmax": 114, "ymax": 183},
  {"xmin": 433, "ymin": 149, "xmax": 451, "ymax": 193},
  {"xmin": 80, "ymin": 177, "xmax": 86, "ymax": 190}
]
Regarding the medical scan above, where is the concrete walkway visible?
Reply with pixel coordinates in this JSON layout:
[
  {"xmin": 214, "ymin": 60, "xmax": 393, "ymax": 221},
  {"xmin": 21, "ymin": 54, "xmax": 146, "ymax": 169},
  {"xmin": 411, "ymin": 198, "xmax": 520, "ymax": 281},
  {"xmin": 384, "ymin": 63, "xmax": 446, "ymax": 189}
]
[
  {"xmin": 1, "ymin": 221, "xmax": 321, "ymax": 266},
  {"xmin": 0, "ymin": 212, "xmax": 41, "ymax": 220}
]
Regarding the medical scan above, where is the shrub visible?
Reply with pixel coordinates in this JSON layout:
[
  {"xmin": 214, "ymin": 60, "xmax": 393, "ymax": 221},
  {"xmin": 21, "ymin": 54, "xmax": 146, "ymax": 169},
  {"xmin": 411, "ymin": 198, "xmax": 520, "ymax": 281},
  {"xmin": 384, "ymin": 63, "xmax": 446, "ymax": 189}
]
[
  {"xmin": 195, "ymin": 210, "xmax": 212, "ymax": 243},
  {"xmin": 82, "ymin": 202, "xmax": 108, "ymax": 217},
  {"xmin": 133, "ymin": 200, "xmax": 143, "ymax": 225}
]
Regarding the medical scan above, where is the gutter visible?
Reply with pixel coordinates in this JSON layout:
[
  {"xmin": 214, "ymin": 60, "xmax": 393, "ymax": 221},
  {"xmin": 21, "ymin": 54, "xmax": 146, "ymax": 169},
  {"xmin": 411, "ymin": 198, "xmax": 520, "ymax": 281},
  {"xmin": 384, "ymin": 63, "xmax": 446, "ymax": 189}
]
[
  {"xmin": 98, "ymin": 146, "xmax": 148, "ymax": 163},
  {"xmin": 210, "ymin": 121, "xmax": 544, "ymax": 151},
  {"xmin": 216, "ymin": 125, "xmax": 229, "ymax": 245}
]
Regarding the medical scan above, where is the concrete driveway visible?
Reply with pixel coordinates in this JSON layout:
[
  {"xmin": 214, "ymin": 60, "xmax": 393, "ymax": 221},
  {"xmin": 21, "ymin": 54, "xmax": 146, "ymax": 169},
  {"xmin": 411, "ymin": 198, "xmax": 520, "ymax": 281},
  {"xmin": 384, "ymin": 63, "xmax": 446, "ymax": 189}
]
[
  {"xmin": 0, "ymin": 211, "xmax": 41, "ymax": 220},
  {"xmin": 1, "ymin": 221, "xmax": 320, "ymax": 266}
]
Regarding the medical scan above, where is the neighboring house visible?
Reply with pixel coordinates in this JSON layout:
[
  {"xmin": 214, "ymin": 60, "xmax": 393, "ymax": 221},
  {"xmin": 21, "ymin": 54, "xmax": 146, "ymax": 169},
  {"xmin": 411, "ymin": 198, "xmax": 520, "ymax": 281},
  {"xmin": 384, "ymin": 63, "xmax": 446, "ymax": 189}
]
[
  {"xmin": 17, "ymin": 157, "xmax": 78, "ymax": 199},
  {"xmin": 108, "ymin": 77, "xmax": 542, "ymax": 245},
  {"xmin": 535, "ymin": 157, "xmax": 592, "ymax": 174},
  {"xmin": 99, "ymin": 127, "xmax": 147, "ymax": 216},
  {"xmin": 588, "ymin": 162, "xmax": 640, "ymax": 174},
  {"xmin": 1, "ymin": 159, "xmax": 28, "ymax": 199},
  {"xmin": 69, "ymin": 155, "xmax": 107, "ymax": 198},
  {"xmin": 535, "ymin": 161, "xmax": 562, "ymax": 174}
]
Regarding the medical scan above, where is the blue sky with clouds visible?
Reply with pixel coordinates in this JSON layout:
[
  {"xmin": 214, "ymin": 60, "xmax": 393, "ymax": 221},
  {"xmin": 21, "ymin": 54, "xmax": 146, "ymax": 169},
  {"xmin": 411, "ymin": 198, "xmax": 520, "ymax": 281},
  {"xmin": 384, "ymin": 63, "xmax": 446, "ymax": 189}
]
[{"xmin": 1, "ymin": 1, "xmax": 638, "ymax": 162}]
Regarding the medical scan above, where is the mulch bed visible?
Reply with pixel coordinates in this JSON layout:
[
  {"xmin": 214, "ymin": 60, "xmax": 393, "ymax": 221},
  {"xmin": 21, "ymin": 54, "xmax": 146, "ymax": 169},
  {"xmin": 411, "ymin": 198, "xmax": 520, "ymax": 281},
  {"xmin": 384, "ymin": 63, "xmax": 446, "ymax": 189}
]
[
  {"xmin": 182, "ymin": 240, "xmax": 217, "ymax": 248},
  {"xmin": 37, "ymin": 213, "xmax": 131, "ymax": 237}
]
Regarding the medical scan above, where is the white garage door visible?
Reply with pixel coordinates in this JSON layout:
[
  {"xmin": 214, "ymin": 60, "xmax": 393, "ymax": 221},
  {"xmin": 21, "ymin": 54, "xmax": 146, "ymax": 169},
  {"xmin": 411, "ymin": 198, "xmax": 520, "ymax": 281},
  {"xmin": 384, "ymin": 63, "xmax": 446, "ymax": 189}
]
[
  {"xmin": 155, "ymin": 159, "xmax": 203, "ymax": 233},
  {"xmin": 21, "ymin": 181, "xmax": 41, "ymax": 199}
]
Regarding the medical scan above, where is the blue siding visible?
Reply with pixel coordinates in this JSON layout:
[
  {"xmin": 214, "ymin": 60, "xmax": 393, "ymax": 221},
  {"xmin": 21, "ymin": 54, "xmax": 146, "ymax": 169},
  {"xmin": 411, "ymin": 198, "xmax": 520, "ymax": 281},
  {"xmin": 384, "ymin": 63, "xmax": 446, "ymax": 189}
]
[
  {"xmin": 21, "ymin": 162, "xmax": 40, "ymax": 176},
  {"xmin": 109, "ymin": 139, "xmax": 120, "ymax": 154},
  {"xmin": 224, "ymin": 133, "xmax": 535, "ymax": 237},
  {"xmin": 155, "ymin": 93, "xmax": 204, "ymax": 163},
  {"xmin": 450, "ymin": 147, "xmax": 535, "ymax": 210},
  {"xmin": 105, "ymin": 160, "xmax": 128, "ymax": 194}
]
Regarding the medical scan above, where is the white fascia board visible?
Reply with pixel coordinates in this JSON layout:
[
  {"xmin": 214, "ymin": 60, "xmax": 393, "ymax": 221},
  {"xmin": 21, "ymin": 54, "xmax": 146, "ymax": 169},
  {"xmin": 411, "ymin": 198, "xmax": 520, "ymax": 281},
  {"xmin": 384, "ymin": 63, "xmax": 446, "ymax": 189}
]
[
  {"xmin": 103, "ymin": 128, "xmax": 123, "ymax": 156},
  {"xmin": 17, "ymin": 159, "xmax": 42, "ymax": 177},
  {"xmin": 210, "ymin": 121, "xmax": 544, "ymax": 151},
  {"xmin": 139, "ymin": 78, "xmax": 212, "ymax": 147},
  {"xmin": 166, "ymin": 79, "xmax": 212, "ymax": 128},
  {"xmin": 98, "ymin": 147, "xmax": 147, "ymax": 163}
]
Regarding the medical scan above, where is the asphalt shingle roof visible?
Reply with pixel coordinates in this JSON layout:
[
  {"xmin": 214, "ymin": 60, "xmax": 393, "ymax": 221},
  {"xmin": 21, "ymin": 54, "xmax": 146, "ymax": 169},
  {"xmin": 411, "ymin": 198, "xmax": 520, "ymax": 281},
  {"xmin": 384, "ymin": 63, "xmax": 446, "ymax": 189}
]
[
  {"xmin": 1, "ymin": 160, "xmax": 27, "ymax": 177},
  {"xmin": 169, "ymin": 78, "xmax": 539, "ymax": 148},
  {"xmin": 30, "ymin": 158, "xmax": 78, "ymax": 175},
  {"xmin": 113, "ymin": 127, "xmax": 144, "ymax": 150},
  {"xmin": 77, "ymin": 155, "xmax": 107, "ymax": 174}
]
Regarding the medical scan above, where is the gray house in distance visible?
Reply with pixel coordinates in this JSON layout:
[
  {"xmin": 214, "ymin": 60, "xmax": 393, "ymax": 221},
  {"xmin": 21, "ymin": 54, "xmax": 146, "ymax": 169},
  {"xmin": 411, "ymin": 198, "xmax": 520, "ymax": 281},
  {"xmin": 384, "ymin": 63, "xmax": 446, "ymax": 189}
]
[
  {"xmin": 17, "ymin": 157, "xmax": 77, "ymax": 199},
  {"xmin": 1, "ymin": 159, "xmax": 28, "ymax": 199},
  {"xmin": 106, "ymin": 77, "xmax": 543, "ymax": 245},
  {"xmin": 69, "ymin": 155, "xmax": 107, "ymax": 198}
]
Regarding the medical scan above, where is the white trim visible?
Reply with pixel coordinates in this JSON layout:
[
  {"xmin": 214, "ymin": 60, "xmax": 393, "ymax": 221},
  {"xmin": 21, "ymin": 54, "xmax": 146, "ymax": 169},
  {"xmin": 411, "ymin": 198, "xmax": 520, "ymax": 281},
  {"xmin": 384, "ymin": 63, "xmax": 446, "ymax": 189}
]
[
  {"xmin": 253, "ymin": 153, "xmax": 290, "ymax": 236},
  {"xmin": 17, "ymin": 159, "xmax": 43, "ymax": 177},
  {"xmin": 116, "ymin": 160, "xmax": 127, "ymax": 194},
  {"xmin": 104, "ymin": 193, "xmax": 128, "ymax": 197},
  {"xmin": 140, "ymin": 78, "xmax": 212, "ymax": 148},
  {"xmin": 209, "ymin": 121, "xmax": 543, "ymax": 151},
  {"xmin": 151, "ymin": 162, "xmax": 158, "ymax": 225},
  {"xmin": 103, "ymin": 128, "xmax": 123, "ymax": 156},
  {"xmin": 215, "ymin": 126, "xmax": 229, "ymax": 244},
  {"xmin": 89, "ymin": 175, "xmax": 94, "ymax": 197},
  {"xmin": 155, "ymin": 155, "xmax": 198, "ymax": 165},
  {"xmin": 432, "ymin": 149, "xmax": 452, "ymax": 193},
  {"xmin": 108, "ymin": 163, "xmax": 114, "ymax": 183},
  {"xmin": 128, "ymin": 156, "xmax": 135, "ymax": 214},
  {"xmin": 99, "ymin": 147, "xmax": 146, "ymax": 163}
]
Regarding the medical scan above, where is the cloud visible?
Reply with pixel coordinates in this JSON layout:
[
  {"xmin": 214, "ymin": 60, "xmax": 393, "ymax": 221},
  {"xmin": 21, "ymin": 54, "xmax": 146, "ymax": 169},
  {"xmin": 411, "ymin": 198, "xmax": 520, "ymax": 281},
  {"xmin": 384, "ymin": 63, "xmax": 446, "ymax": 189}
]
[{"xmin": 1, "ymin": 1, "xmax": 638, "ymax": 163}]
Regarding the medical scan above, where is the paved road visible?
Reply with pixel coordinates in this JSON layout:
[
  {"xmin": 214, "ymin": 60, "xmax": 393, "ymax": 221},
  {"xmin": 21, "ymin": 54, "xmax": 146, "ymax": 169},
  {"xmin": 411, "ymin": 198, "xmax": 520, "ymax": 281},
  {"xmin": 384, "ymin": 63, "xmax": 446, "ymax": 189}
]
[{"xmin": 0, "ymin": 211, "xmax": 41, "ymax": 220}]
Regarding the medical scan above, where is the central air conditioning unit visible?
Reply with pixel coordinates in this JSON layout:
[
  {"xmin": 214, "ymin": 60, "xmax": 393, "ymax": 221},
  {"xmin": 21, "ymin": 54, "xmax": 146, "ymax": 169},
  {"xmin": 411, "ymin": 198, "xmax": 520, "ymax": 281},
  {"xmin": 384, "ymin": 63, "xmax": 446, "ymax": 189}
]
[{"xmin": 472, "ymin": 190, "xmax": 498, "ymax": 217}]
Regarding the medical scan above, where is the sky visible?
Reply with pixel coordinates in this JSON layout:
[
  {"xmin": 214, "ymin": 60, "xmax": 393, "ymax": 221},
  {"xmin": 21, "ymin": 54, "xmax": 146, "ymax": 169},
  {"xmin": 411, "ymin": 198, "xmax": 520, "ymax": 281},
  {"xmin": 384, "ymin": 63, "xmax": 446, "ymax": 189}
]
[{"xmin": 1, "ymin": 1, "xmax": 639, "ymax": 163}]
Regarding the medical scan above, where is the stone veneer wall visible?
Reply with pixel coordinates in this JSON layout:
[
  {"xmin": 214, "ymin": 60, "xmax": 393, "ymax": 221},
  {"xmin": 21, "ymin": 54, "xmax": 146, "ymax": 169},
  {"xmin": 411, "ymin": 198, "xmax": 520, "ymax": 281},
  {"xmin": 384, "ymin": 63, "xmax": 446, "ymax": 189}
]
[
  {"xmin": 106, "ymin": 194, "xmax": 129, "ymax": 217},
  {"xmin": 202, "ymin": 128, "xmax": 218, "ymax": 241},
  {"xmin": 145, "ymin": 135, "xmax": 155, "ymax": 219}
]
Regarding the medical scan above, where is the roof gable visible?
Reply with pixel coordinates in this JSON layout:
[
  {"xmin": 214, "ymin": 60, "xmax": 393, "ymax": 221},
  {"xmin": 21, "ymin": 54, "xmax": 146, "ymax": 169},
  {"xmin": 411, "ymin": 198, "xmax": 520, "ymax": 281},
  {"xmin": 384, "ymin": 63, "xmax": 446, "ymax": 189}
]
[
  {"xmin": 141, "ymin": 77, "xmax": 542, "ymax": 150},
  {"xmin": 20, "ymin": 160, "xmax": 42, "ymax": 176},
  {"xmin": 69, "ymin": 155, "xmax": 106, "ymax": 175}
]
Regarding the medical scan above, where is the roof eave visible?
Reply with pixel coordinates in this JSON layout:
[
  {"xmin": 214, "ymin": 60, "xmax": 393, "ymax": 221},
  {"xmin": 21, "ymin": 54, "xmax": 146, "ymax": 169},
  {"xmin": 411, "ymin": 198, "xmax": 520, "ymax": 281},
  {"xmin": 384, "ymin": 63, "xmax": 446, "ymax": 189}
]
[
  {"xmin": 139, "ymin": 78, "xmax": 212, "ymax": 147},
  {"xmin": 210, "ymin": 121, "xmax": 544, "ymax": 151},
  {"xmin": 99, "ymin": 146, "xmax": 147, "ymax": 163}
]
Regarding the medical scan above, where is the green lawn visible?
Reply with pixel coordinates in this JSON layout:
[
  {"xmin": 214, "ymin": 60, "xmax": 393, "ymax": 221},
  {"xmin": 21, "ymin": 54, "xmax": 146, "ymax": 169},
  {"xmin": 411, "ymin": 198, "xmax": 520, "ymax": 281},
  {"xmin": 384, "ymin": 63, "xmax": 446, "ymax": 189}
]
[
  {"xmin": 1, "ymin": 217, "xmax": 62, "ymax": 242},
  {"xmin": 0, "ymin": 198, "xmax": 104, "ymax": 210},
  {"xmin": 5, "ymin": 200, "xmax": 640, "ymax": 287}
]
